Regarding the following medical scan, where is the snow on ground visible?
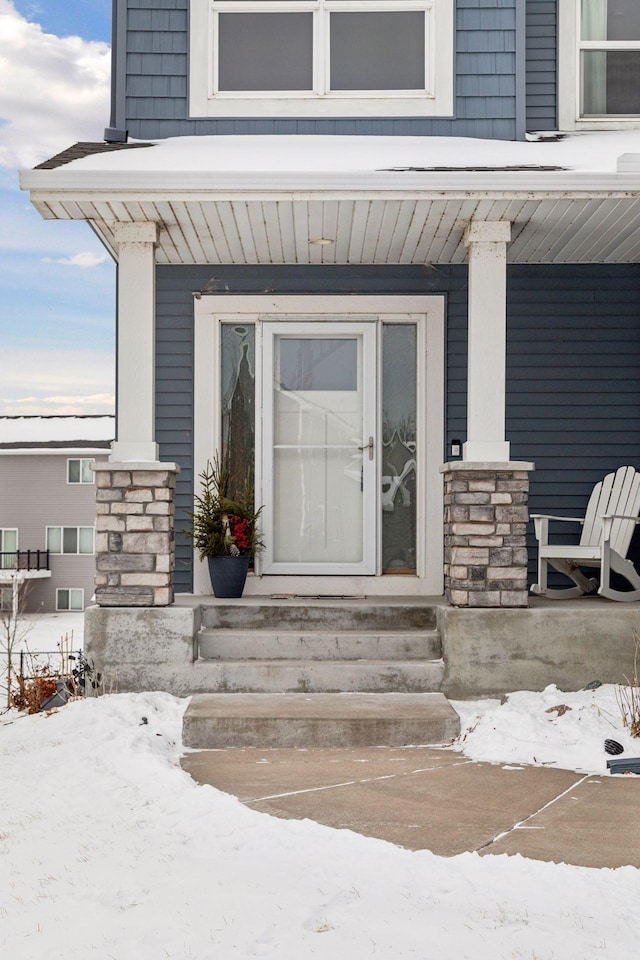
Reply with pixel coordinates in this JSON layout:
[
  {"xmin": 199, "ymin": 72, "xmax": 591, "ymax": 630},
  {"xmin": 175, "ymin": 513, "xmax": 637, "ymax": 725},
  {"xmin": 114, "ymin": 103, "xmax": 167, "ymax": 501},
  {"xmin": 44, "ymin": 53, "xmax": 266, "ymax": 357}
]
[
  {"xmin": 12, "ymin": 611, "xmax": 84, "ymax": 652},
  {"xmin": 1, "ymin": 689, "xmax": 639, "ymax": 959},
  {"xmin": 452, "ymin": 683, "xmax": 633, "ymax": 775},
  {"xmin": 0, "ymin": 612, "xmax": 84, "ymax": 702}
]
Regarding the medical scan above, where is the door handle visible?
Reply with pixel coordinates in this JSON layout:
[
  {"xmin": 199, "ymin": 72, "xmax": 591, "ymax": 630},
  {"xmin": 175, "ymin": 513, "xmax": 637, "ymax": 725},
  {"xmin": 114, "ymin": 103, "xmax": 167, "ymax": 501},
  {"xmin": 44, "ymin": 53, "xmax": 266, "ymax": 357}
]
[{"xmin": 358, "ymin": 437, "xmax": 374, "ymax": 460}]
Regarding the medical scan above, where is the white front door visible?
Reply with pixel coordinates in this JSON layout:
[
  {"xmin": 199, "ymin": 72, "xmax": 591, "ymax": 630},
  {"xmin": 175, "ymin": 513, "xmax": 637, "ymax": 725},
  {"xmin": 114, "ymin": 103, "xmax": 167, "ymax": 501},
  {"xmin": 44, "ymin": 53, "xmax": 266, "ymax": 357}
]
[{"xmin": 261, "ymin": 321, "xmax": 377, "ymax": 574}]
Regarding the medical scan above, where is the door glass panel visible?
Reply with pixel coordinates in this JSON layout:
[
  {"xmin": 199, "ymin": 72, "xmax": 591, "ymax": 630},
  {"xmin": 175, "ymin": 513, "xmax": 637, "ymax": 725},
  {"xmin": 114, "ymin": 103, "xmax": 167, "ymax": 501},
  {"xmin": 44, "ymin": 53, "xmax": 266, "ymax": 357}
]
[
  {"xmin": 382, "ymin": 324, "xmax": 417, "ymax": 573},
  {"xmin": 221, "ymin": 323, "xmax": 255, "ymax": 497},
  {"xmin": 273, "ymin": 335, "xmax": 364, "ymax": 564},
  {"xmin": 218, "ymin": 13, "xmax": 314, "ymax": 90},
  {"xmin": 279, "ymin": 338, "xmax": 357, "ymax": 391},
  {"xmin": 330, "ymin": 12, "xmax": 425, "ymax": 90}
]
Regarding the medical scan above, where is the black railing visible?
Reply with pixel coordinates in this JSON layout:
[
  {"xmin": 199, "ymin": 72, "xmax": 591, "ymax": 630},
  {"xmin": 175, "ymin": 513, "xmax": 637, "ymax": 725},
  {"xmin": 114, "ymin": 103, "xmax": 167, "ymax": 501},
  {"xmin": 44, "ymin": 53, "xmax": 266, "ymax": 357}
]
[{"xmin": 0, "ymin": 550, "xmax": 50, "ymax": 572}]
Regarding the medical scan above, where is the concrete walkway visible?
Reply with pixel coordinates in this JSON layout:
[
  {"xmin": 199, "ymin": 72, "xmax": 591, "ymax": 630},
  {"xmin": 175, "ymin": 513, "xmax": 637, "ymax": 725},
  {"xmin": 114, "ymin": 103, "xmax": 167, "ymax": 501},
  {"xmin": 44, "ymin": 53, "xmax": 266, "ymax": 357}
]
[{"xmin": 181, "ymin": 746, "xmax": 640, "ymax": 869}]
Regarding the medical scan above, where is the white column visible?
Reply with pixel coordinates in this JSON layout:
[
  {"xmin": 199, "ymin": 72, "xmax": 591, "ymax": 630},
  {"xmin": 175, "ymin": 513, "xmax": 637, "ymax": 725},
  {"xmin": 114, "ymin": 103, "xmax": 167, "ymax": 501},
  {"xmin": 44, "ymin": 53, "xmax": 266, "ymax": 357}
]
[
  {"xmin": 463, "ymin": 220, "xmax": 511, "ymax": 463},
  {"xmin": 110, "ymin": 222, "xmax": 159, "ymax": 462}
]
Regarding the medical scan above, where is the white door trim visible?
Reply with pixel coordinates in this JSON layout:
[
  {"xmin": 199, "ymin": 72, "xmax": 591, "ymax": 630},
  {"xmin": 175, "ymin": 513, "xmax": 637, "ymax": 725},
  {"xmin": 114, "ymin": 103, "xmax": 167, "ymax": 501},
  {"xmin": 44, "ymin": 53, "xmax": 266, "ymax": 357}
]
[{"xmin": 193, "ymin": 294, "xmax": 444, "ymax": 596}]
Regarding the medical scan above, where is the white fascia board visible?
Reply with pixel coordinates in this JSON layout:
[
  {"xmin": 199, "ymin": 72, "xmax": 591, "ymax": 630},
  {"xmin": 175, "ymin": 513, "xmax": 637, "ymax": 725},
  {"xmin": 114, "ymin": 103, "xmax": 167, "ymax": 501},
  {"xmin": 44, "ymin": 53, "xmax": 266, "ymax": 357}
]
[{"xmin": 19, "ymin": 167, "xmax": 640, "ymax": 199}]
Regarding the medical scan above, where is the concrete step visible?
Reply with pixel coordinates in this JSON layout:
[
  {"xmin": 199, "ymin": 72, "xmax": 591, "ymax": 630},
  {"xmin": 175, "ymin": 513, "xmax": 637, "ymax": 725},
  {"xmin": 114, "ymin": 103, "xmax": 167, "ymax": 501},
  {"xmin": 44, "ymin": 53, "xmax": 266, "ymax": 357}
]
[
  {"xmin": 183, "ymin": 692, "xmax": 460, "ymax": 748},
  {"xmin": 192, "ymin": 658, "xmax": 444, "ymax": 693},
  {"xmin": 200, "ymin": 602, "xmax": 437, "ymax": 632},
  {"xmin": 198, "ymin": 628, "xmax": 442, "ymax": 661}
]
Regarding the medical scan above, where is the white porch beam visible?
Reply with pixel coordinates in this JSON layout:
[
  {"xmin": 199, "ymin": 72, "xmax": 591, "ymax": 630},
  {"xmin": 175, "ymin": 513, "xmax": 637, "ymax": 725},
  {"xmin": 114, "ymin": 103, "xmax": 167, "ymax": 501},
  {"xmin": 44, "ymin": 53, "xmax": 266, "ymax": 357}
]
[
  {"xmin": 110, "ymin": 221, "xmax": 159, "ymax": 462},
  {"xmin": 463, "ymin": 220, "xmax": 511, "ymax": 463}
]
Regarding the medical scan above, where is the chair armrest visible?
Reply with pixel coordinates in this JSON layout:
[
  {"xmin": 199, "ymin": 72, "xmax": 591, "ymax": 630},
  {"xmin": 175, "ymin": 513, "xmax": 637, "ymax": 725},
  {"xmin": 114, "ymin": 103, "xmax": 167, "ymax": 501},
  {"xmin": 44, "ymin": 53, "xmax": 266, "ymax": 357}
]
[
  {"xmin": 531, "ymin": 514, "xmax": 585, "ymax": 546},
  {"xmin": 530, "ymin": 515, "xmax": 585, "ymax": 523},
  {"xmin": 601, "ymin": 514, "xmax": 640, "ymax": 545}
]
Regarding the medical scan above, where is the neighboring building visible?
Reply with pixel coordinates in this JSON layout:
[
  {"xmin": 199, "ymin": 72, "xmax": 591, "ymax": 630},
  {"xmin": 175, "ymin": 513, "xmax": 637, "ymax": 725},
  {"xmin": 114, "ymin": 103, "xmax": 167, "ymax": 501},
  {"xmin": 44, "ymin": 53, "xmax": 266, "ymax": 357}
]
[
  {"xmin": 0, "ymin": 417, "xmax": 114, "ymax": 613},
  {"xmin": 18, "ymin": 0, "xmax": 640, "ymax": 613}
]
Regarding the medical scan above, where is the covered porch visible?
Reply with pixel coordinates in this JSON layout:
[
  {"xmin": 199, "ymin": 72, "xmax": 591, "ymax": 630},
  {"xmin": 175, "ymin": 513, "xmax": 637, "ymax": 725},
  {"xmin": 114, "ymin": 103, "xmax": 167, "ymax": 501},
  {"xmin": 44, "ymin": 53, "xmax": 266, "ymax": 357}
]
[{"xmin": 20, "ymin": 136, "xmax": 640, "ymax": 612}]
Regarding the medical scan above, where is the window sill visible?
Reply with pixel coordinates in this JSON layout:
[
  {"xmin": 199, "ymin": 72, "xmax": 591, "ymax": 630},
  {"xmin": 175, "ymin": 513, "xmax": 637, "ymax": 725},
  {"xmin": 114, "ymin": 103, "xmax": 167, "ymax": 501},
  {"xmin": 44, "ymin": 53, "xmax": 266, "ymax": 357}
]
[
  {"xmin": 188, "ymin": 93, "xmax": 453, "ymax": 119},
  {"xmin": 562, "ymin": 117, "xmax": 640, "ymax": 132}
]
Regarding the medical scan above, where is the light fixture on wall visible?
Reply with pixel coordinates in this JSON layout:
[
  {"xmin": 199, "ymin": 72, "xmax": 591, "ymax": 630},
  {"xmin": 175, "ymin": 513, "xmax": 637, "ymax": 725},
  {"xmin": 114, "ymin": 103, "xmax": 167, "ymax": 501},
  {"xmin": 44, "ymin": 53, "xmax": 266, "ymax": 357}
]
[{"xmin": 308, "ymin": 238, "xmax": 335, "ymax": 245}]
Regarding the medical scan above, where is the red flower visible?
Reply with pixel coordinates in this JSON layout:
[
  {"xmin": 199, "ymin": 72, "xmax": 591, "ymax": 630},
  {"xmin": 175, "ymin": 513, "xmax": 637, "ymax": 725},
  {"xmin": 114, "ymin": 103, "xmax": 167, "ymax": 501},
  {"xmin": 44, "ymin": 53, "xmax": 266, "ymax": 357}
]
[{"xmin": 229, "ymin": 515, "xmax": 251, "ymax": 552}]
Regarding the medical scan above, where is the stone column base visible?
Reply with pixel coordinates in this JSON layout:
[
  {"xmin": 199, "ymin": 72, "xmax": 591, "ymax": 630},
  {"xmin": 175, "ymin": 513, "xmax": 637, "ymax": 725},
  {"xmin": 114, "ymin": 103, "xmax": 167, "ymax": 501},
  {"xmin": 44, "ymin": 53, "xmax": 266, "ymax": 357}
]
[
  {"xmin": 92, "ymin": 461, "xmax": 180, "ymax": 607},
  {"xmin": 440, "ymin": 461, "xmax": 534, "ymax": 608}
]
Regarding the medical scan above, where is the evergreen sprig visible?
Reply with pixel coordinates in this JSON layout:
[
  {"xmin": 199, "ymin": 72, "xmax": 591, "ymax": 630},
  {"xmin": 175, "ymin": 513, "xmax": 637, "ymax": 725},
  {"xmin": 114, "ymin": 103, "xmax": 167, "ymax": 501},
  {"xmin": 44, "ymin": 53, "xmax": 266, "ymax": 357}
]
[{"xmin": 187, "ymin": 454, "xmax": 263, "ymax": 559}]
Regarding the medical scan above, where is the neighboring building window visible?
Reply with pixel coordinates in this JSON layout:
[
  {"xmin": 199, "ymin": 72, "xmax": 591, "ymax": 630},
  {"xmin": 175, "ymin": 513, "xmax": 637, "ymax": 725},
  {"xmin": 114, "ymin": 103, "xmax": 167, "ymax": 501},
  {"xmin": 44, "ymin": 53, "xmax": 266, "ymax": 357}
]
[
  {"xmin": 46, "ymin": 527, "xmax": 94, "ymax": 555},
  {"xmin": 56, "ymin": 588, "xmax": 84, "ymax": 611},
  {"xmin": 190, "ymin": 0, "xmax": 454, "ymax": 118},
  {"xmin": 0, "ymin": 587, "xmax": 13, "ymax": 612},
  {"xmin": 560, "ymin": 0, "xmax": 640, "ymax": 128},
  {"xmin": 68, "ymin": 459, "xmax": 94, "ymax": 484},
  {"xmin": 0, "ymin": 528, "xmax": 18, "ymax": 570}
]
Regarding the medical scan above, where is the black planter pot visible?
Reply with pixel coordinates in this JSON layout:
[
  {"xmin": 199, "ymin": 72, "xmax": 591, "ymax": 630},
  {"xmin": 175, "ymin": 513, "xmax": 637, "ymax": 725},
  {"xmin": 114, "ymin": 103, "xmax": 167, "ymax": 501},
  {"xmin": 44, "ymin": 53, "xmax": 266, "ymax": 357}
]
[{"xmin": 207, "ymin": 555, "xmax": 250, "ymax": 598}]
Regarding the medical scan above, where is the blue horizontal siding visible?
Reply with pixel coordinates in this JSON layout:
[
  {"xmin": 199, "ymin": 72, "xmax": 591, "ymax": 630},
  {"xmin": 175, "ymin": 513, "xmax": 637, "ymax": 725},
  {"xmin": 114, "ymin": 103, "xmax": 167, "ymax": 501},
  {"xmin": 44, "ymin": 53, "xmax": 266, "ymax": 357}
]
[
  {"xmin": 155, "ymin": 262, "xmax": 640, "ymax": 592},
  {"xmin": 123, "ymin": 0, "xmax": 520, "ymax": 140}
]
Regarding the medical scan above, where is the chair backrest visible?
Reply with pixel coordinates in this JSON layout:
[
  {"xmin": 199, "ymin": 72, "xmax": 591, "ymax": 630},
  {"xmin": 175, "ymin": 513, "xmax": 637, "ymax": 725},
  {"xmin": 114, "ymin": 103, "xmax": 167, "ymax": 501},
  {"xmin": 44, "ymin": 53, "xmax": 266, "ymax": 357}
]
[{"xmin": 580, "ymin": 466, "xmax": 640, "ymax": 555}]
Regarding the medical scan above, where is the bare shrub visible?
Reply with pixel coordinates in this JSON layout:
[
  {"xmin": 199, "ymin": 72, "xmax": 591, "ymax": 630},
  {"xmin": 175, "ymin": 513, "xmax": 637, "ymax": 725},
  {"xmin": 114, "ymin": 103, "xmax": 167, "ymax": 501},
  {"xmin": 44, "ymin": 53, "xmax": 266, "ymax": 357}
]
[{"xmin": 616, "ymin": 630, "xmax": 640, "ymax": 738}]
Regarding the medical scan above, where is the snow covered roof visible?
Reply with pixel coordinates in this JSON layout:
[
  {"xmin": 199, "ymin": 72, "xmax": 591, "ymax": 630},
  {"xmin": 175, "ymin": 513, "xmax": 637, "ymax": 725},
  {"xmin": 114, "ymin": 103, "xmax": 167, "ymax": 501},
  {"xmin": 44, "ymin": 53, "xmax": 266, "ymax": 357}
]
[
  {"xmin": 19, "ymin": 133, "xmax": 640, "ymax": 267},
  {"xmin": 24, "ymin": 132, "xmax": 640, "ymax": 175},
  {"xmin": 0, "ymin": 415, "xmax": 114, "ymax": 451}
]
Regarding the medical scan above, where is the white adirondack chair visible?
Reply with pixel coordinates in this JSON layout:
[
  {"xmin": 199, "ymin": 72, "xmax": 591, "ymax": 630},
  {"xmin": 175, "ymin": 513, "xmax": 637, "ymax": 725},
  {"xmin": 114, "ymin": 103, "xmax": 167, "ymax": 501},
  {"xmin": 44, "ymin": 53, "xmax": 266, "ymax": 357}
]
[{"xmin": 531, "ymin": 465, "xmax": 640, "ymax": 601}]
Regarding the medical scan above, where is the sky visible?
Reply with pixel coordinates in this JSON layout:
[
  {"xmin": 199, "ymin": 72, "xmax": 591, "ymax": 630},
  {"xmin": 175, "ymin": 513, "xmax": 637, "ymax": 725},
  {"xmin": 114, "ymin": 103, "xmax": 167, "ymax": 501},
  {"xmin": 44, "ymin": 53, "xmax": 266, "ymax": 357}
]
[{"xmin": 0, "ymin": 0, "xmax": 115, "ymax": 415}]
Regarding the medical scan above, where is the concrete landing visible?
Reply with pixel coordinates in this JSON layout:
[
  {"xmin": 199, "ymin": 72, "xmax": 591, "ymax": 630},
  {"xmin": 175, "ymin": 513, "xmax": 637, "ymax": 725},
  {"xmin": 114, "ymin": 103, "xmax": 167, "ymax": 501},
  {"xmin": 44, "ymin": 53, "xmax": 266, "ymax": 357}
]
[
  {"xmin": 183, "ymin": 692, "xmax": 460, "ymax": 748},
  {"xmin": 181, "ymin": 745, "xmax": 640, "ymax": 868}
]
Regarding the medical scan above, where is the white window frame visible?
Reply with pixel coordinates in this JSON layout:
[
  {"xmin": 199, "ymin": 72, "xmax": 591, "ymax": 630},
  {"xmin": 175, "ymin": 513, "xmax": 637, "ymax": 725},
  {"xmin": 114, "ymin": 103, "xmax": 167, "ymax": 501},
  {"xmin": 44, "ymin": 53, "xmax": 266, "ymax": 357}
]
[
  {"xmin": 56, "ymin": 588, "xmax": 85, "ymax": 612},
  {"xmin": 0, "ymin": 529, "xmax": 18, "ymax": 570},
  {"xmin": 46, "ymin": 526, "xmax": 95, "ymax": 556},
  {"xmin": 67, "ymin": 458, "xmax": 94, "ymax": 484},
  {"xmin": 559, "ymin": 0, "xmax": 640, "ymax": 129},
  {"xmin": 189, "ymin": 0, "xmax": 453, "ymax": 117}
]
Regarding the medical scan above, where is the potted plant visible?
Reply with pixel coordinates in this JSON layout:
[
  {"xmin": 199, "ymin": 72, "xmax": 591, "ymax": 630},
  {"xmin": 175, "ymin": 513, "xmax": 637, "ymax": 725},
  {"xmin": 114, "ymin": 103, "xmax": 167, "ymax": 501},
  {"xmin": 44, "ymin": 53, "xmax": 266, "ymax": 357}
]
[{"xmin": 188, "ymin": 455, "xmax": 263, "ymax": 598}]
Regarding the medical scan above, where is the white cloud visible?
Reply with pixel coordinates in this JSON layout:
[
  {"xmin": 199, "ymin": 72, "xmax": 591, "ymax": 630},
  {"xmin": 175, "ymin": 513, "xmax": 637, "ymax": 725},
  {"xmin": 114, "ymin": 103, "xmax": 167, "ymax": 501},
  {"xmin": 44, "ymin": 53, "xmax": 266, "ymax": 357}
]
[
  {"xmin": 0, "ymin": 0, "xmax": 110, "ymax": 169},
  {"xmin": 0, "ymin": 344, "xmax": 115, "ymax": 415},
  {"xmin": 42, "ymin": 251, "xmax": 109, "ymax": 268},
  {"xmin": 1, "ymin": 393, "xmax": 115, "ymax": 415}
]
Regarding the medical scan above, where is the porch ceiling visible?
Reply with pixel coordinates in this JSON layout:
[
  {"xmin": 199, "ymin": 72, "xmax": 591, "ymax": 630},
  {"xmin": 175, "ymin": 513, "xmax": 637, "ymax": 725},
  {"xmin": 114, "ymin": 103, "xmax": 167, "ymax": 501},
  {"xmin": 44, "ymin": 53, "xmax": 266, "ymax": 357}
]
[{"xmin": 21, "ymin": 170, "xmax": 640, "ymax": 265}]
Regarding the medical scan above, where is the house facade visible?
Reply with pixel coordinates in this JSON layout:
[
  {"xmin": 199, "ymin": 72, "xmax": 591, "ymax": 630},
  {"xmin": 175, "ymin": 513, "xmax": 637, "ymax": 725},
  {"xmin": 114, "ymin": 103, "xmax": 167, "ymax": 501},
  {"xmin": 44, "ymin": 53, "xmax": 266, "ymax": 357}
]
[
  {"xmin": 0, "ymin": 417, "xmax": 114, "ymax": 613},
  {"xmin": 19, "ymin": 0, "xmax": 640, "ymax": 614}
]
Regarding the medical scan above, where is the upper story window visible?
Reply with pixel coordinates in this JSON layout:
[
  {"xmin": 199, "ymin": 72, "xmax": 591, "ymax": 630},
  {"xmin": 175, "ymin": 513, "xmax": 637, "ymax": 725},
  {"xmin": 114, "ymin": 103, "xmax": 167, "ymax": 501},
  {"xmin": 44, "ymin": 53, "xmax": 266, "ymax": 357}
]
[
  {"xmin": 560, "ymin": 0, "xmax": 640, "ymax": 128},
  {"xmin": 46, "ymin": 526, "xmax": 95, "ymax": 555},
  {"xmin": 67, "ymin": 458, "xmax": 94, "ymax": 484},
  {"xmin": 189, "ymin": 0, "xmax": 454, "ymax": 118}
]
